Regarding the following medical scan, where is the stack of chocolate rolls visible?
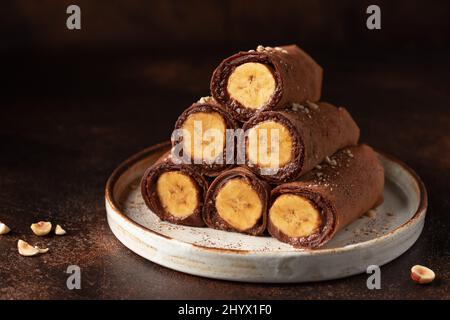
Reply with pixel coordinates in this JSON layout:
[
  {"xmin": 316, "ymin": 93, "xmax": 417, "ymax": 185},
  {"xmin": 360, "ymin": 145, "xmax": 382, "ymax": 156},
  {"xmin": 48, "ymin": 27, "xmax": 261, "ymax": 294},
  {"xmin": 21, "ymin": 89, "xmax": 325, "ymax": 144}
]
[{"xmin": 141, "ymin": 44, "xmax": 384, "ymax": 249}]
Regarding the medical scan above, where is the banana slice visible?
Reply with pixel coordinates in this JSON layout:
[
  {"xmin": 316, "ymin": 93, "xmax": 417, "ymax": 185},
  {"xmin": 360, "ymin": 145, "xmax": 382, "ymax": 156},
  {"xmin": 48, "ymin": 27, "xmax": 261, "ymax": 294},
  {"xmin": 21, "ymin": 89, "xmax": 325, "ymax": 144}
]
[
  {"xmin": 215, "ymin": 178, "xmax": 263, "ymax": 231},
  {"xmin": 269, "ymin": 194, "xmax": 322, "ymax": 237},
  {"xmin": 227, "ymin": 62, "xmax": 276, "ymax": 109},
  {"xmin": 181, "ymin": 111, "xmax": 226, "ymax": 162},
  {"xmin": 156, "ymin": 171, "xmax": 199, "ymax": 218},
  {"xmin": 247, "ymin": 120, "xmax": 293, "ymax": 168}
]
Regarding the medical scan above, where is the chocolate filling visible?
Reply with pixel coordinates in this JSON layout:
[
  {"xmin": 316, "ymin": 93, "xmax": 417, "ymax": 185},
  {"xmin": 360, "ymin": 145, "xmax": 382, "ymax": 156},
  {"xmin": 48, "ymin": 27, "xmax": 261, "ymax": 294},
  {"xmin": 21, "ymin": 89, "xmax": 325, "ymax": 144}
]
[
  {"xmin": 268, "ymin": 187, "xmax": 336, "ymax": 249},
  {"xmin": 141, "ymin": 153, "xmax": 208, "ymax": 227},
  {"xmin": 243, "ymin": 102, "xmax": 360, "ymax": 183},
  {"xmin": 173, "ymin": 99, "xmax": 238, "ymax": 177},
  {"xmin": 211, "ymin": 45, "xmax": 323, "ymax": 122},
  {"xmin": 267, "ymin": 145, "xmax": 384, "ymax": 249},
  {"xmin": 243, "ymin": 111, "xmax": 304, "ymax": 183},
  {"xmin": 211, "ymin": 53, "xmax": 282, "ymax": 122},
  {"xmin": 203, "ymin": 167, "xmax": 270, "ymax": 235}
]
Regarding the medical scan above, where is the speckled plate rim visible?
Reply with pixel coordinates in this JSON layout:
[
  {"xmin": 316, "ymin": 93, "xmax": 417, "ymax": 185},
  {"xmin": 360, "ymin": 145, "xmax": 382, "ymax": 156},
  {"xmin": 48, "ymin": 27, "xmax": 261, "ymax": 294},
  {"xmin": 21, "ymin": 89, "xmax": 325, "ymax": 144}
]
[{"xmin": 105, "ymin": 141, "xmax": 428, "ymax": 258}]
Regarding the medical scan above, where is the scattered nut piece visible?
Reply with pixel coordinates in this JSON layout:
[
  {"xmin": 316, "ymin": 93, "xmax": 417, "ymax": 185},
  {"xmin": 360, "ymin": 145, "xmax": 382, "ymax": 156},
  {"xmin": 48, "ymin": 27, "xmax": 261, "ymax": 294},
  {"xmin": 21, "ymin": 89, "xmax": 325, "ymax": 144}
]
[
  {"xmin": 0, "ymin": 222, "xmax": 11, "ymax": 235},
  {"xmin": 344, "ymin": 149, "xmax": 354, "ymax": 158},
  {"xmin": 306, "ymin": 100, "xmax": 319, "ymax": 110},
  {"xmin": 365, "ymin": 210, "xmax": 377, "ymax": 219},
  {"xmin": 274, "ymin": 47, "xmax": 288, "ymax": 54},
  {"xmin": 256, "ymin": 45, "xmax": 265, "ymax": 52},
  {"xmin": 291, "ymin": 102, "xmax": 302, "ymax": 111},
  {"xmin": 35, "ymin": 246, "xmax": 49, "ymax": 254},
  {"xmin": 197, "ymin": 96, "xmax": 211, "ymax": 104},
  {"xmin": 17, "ymin": 240, "xmax": 49, "ymax": 257},
  {"xmin": 325, "ymin": 156, "xmax": 337, "ymax": 166},
  {"xmin": 55, "ymin": 224, "xmax": 66, "ymax": 235},
  {"xmin": 411, "ymin": 265, "xmax": 435, "ymax": 284},
  {"xmin": 292, "ymin": 102, "xmax": 309, "ymax": 113},
  {"xmin": 31, "ymin": 221, "xmax": 52, "ymax": 236}
]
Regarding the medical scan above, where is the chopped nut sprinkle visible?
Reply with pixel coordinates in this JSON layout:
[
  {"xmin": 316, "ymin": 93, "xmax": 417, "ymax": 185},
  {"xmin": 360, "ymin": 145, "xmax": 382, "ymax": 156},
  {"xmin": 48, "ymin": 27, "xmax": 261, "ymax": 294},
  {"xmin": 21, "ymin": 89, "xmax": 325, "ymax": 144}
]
[
  {"xmin": 344, "ymin": 149, "xmax": 354, "ymax": 158},
  {"xmin": 291, "ymin": 102, "xmax": 310, "ymax": 114},
  {"xmin": 365, "ymin": 210, "xmax": 377, "ymax": 219},
  {"xmin": 256, "ymin": 45, "xmax": 265, "ymax": 52},
  {"xmin": 306, "ymin": 100, "xmax": 319, "ymax": 110},
  {"xmin": 197, "ymin": 96, "xmax": 211, "ymax": 104},
  {"xmin": 325, "ymin": 156, "xmax": 337, "ymax": 166},
  {"xmin": 274, "ymin": 47, "xmax": 288, "ymax": 54}
]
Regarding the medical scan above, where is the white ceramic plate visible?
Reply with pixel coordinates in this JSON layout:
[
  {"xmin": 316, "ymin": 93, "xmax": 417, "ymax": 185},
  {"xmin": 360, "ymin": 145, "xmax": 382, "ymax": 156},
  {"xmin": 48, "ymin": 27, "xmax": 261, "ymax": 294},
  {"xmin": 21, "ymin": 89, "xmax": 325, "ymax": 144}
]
[{"xmin": 105, "ymin": 142, "xmax": 427, "ymax": 283}]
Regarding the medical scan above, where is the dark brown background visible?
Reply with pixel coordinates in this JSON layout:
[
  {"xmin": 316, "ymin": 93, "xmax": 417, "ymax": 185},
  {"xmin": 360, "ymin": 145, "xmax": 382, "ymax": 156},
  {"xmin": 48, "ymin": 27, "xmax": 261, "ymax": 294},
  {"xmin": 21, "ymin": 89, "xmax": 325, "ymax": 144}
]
[{"xmin": 1, "ymin": 0, "xmax": 449, "ymax": 299}]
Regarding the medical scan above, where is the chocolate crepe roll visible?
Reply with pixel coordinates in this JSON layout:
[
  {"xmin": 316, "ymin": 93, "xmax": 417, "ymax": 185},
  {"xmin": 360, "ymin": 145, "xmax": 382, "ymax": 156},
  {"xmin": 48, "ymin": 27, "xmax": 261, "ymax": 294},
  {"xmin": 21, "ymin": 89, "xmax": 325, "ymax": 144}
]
[
  {"xmin": 211, "ymin": 45, "xmax": 323, "ymax": 122},
  {"xmin": 268, "ymin": 145, "xmax": 384, "ymax": 249},
  {"xmin": 243, "ymin": 101, "xmax": 360, "ymax": 183},
  {"xmin": 172, "ymin": 97, "xmax": 238, "ymax": 176},
  {"xmin": 141, "ymin": 152, "xmax": 208, "ymax": 227},
  {"xmin": 203, "ymin": 167, "xmax": 270, "ymax": 235}
]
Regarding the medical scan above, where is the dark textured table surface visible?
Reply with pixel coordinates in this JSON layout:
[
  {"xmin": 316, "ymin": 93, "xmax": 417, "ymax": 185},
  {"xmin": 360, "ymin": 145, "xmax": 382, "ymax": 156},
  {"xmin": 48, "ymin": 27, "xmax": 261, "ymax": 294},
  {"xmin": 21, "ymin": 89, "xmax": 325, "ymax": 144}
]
[{"xmin": 1, "ymin": 48, "xmax": 449, "ymax": 299}]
